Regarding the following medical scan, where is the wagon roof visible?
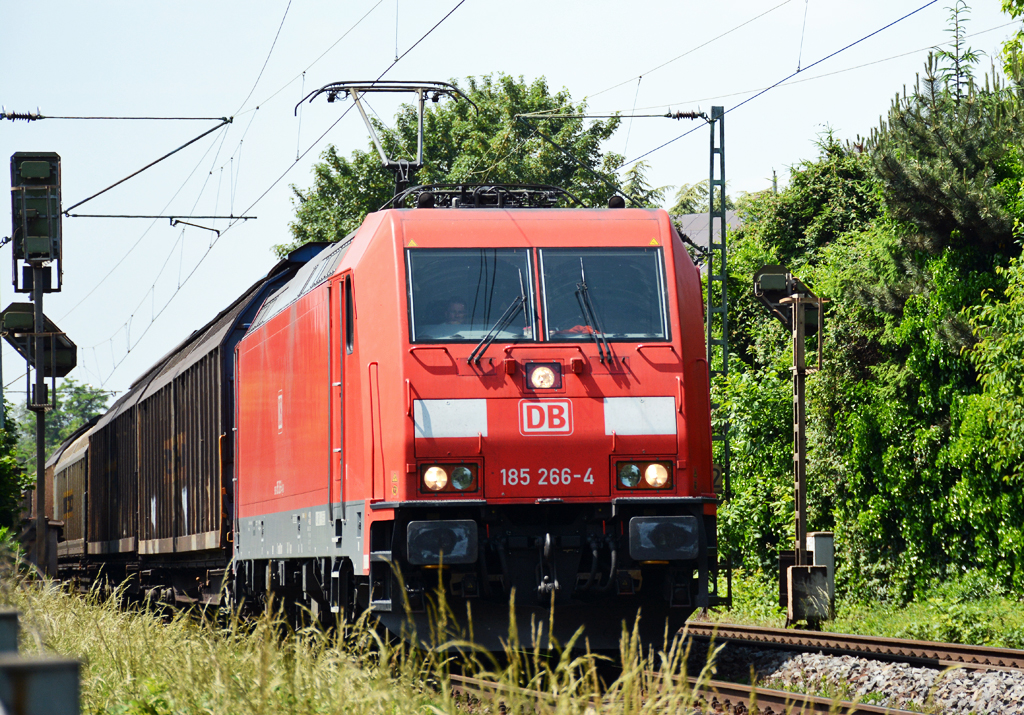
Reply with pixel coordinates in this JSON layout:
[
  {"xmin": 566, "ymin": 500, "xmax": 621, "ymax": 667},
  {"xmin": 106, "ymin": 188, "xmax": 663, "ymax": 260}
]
[{"xmin": 92, "ymin": 243, "xmax": 326, "ymax": 429}]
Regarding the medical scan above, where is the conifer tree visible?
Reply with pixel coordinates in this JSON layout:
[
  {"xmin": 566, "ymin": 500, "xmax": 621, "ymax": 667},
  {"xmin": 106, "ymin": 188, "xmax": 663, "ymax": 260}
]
[
  {"xmin": 869, "ymin": 50, "xmax": 1023, "ymax": 257},
  {"xmin": 668, "ymin": 179, "xmax": 735, "ymax": 215},
  {"xmin": 620, "ymin": 160, "xmax": 669, "ymax": 207}
]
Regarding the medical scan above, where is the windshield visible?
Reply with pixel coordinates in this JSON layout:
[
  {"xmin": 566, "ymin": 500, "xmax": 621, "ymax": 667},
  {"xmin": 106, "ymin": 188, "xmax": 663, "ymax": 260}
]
[
  {"xmin": 540, "ymin": 248, "xmax": 669, "ymax": 341},
  {"xmin": 407, "ymin": 248, "xmax": 536, "ymax": 342}
]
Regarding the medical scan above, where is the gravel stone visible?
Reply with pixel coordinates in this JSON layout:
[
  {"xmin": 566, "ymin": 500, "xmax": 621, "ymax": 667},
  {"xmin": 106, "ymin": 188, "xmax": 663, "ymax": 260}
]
[{"xmin": 684, "ymin": 640, "xmax": 1024, "ymax": 714}]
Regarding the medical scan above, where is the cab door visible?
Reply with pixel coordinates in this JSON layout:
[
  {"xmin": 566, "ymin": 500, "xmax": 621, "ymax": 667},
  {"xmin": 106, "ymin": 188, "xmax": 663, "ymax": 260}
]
[{"xmin": 330, "ymin": 280, "xmax": 344, "ymax": 519}]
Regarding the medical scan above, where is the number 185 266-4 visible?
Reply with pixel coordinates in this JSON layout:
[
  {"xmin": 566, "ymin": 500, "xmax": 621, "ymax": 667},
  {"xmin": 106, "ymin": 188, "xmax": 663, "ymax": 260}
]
[{"xmin": 500, "ymin": 467, "xmax": 594, "ymax": 486}]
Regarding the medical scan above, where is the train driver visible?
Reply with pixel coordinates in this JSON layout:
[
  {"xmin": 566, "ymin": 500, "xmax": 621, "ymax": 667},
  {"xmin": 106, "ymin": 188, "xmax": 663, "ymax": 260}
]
[{"xmin": 445, "ymin": 300, "xmax": 468, "ymax": 325}]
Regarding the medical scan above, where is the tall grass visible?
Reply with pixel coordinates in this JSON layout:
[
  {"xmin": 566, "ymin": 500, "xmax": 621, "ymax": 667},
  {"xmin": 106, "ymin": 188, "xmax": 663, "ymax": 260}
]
[{"xmin": 0, "ymin": 549, "xmax": 723, "ymax": 714}]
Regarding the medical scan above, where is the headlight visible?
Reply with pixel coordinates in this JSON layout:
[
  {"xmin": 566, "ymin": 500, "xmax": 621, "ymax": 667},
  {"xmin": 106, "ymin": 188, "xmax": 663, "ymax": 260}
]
[
  {"xmin": 530, "ymin": 366, "xmax": 556, "ymax": 388},
  {"xmin": 419, "ymin": 463, "xmax": 479, "ymax": 493},
  {"xmin": 423, "ymin": 466, "xmax": 448, "ymax": 491},
  {"xmin": 644, "ymin": 463, "xmax": 669, "ymax": 488},
  {"xmin": 451, "ymin": 466, "xmax": 474, "ymax": 490},
  {"xmin": 616, "ymin": 460, "xmax": 673, "ymax": 490},
  {"xmin": 618, "ymin": 462, "xmax": 641, "ymax": 488},
  {"xmin": 526, "ymin": 362, "xmax": 562, "ymax": 389}
]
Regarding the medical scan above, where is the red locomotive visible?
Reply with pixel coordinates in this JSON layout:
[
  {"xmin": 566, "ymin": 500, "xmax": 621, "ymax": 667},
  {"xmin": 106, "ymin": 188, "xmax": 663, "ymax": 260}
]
[
  {"xmin": 47, "ymin": 186, "xmax": 724, "ymax": 650},
  {"xmin": 232, "ymin": 185, "xmax": 723, "ymax": 647}
]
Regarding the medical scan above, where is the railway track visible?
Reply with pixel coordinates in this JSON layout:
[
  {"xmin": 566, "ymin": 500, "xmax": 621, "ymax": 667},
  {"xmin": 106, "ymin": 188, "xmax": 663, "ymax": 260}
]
[
  {"xmin": 448, "ymin": 672, "xmax": 920, "ymax": 714},
  {"xmin": 683, "ymin": 622, "xmax": 1024, "ymax": 672}
]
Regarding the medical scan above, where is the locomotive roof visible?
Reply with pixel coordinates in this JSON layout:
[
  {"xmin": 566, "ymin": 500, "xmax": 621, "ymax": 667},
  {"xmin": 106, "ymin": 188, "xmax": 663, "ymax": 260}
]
[
  {"xmin": 247, "ymin": 235, "xmax": 352, "ymax": 332},
  {"xmin": 243, "ymin": 207, "xmax": 717, "ymax": 335}
]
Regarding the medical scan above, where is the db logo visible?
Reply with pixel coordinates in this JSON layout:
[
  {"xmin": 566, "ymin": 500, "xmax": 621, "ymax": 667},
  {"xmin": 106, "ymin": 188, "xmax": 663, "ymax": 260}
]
[{"xmin": 519, "ymin": 400, "xmax": 573, "ymax": 435}]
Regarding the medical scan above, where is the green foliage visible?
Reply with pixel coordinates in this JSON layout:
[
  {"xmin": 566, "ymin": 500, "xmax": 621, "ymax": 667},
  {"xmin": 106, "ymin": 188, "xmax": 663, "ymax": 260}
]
[
  {"xmin": 949, "ymin": 241, "xmax": 1024, "ymax": 591},
  {"xmin": 714, "ymin": 136, "xmax": 885, "ymax": 575},
  {"xmin": 717, "ymin": 369, "xmax": 792, "ymax": 570},
  {"xmin": 281, "ymin": 74, "xmax": 623, "ymax": 255},
  {"xmin": 0, "ymin": 526, "xmax": 19, "ymax": 553},
  {"xmin": 0, "ymin": 418, "xmax": 27, "ymax": 529},
  {"xmin": 832, "ymin": 571, "xmax": 1024, "ymax": 648},
  {"xmin": 739, "ymin": 131, "xmax": 881, "ymax": 270},
  {"xmin": 713, "ymin": 569, "xmax": 786, "ymax": 625},
  {"xmin": 13, "ymin": 378, "xmax": 109, "ymax": 468},
  {"xmin": 716, "ymin": 24, "xmax": 1024, "ymax": 603},
  {"xmin": 1001, "ymin": 0, "xmax": 1024, "ymax": 75},
  {"xmin": 715, "ymin": 569, "xmax": 1024, "ymax": 649},
  {"xmin": 813, "ymin": 238, "xmax": 1006, "ymax": 600}
]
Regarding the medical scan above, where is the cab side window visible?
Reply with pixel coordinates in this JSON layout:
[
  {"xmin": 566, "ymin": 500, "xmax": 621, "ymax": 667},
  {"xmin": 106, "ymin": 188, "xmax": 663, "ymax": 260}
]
[{"xmin": 344, "ymin": 277, "xmax": 355, "ymax": 354}]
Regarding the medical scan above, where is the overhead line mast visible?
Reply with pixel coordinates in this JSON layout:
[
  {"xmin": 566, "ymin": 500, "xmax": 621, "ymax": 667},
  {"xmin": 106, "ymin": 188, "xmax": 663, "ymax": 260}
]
[
  {"xmin": 703, "ymin": 106, "xmax": 732, "ymax": 610},
  {"xmin": 707, "ymin": 106, "xmax": 729, "ymax": 496}
]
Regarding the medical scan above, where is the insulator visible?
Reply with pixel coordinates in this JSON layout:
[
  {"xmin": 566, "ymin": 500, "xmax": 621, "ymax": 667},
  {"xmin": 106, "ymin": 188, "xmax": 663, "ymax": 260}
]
[{"xmin": 2, "ymin": 109, "xmax": 42, "ymax": 122}]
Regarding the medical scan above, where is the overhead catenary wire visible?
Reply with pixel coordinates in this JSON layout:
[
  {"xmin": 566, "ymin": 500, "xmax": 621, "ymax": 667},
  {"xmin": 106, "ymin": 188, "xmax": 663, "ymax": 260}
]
[
  {"xmin": 235, "ymin": 0, "xmax": 386, "ymax": 116},
  {"xmin": 585, "ymin": 0, "xmax": 795, "ymax": 101},
  {"xmin": 84, "ymin": 0, "xmax": 471, "ymax": 386},
  {"xmin": 53, "ymin": 2, "xmax": 383, "ymax": 331},
  {"xmin": 797, "ymin": 0, "xmax": 811, "ymax": 72},
  {"xmin": 604, "ymin": 20, "xmax": 1018, "ymax": 115},
  {"xmin": 0, "ymin": 111, "xmax": 229, "ymax": 122},
  {"xmin": 512, "ymin": 118, "xmax": 644, "ymax": 208},
  {"xmin": 66, "ymin": 214, "xmax": 255, "ymax": 219},
  {"xmin": 517, "ymin": 111, "xmax": 707, "ymax": 120},
  {"xmin": 234, "ymin": 0, "xmax": 293, "ymax": 115},
  {"xmin": 56, "ymin": 122, "xmax": 233, "ymax": 323},
  {"xmin": 297, "ymin": 72, "xmax": 306, "ymax": 160},
  {"xmin": 58, "ymin": 97, "xmax": 261, "ymax": 323},
  {"xmin": 622, "ymin": 76, "xmax": 642, "ymax": 157},
  {"xmin": 63, "ymin": 118, "xmax": 232, "ymax": 214},
  {"xmin": 622, "ymin": 0, "xmax": 942, "ymax": 168},
  {"xmin": 238, "ymin": 0, "xmax": 472, "ymax": 219}
]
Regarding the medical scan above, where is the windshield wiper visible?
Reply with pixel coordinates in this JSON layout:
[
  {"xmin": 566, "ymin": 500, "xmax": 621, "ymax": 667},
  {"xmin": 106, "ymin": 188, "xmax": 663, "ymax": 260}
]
[
  {"xmin": 468, "ymin": 270, "xmax": 527, "ymax": 365},
  {"xmin": 575, "ymin": 258, "xmax": 613, "ymax": 364}
]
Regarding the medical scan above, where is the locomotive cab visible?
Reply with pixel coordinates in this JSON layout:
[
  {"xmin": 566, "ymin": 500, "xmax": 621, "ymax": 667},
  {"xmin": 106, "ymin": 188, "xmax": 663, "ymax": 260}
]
[{"xmin": 234, "ymin": 199, "xmax": 721, "ymax": 649}]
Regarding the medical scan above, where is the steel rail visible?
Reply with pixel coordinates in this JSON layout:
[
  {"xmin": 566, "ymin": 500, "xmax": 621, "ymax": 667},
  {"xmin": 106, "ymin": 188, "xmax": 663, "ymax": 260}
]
[
  {"xmin": 449, "ymin": 672, "xmax": 918, "ymax": 714},
  {"xmin": 683, "ymin": 622, "xmax": 1024, "ymax": 672}
]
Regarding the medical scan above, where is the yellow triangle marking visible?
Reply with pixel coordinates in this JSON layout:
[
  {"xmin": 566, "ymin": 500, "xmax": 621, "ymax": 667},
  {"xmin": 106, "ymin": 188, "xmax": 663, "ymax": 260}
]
[
  {"xmin": 649, "ymin": 238, "xmax": 660, "ymax": 246},
  {"xmin": 407, "ymin": 239, "xmax": 418, "ymax": 247}
]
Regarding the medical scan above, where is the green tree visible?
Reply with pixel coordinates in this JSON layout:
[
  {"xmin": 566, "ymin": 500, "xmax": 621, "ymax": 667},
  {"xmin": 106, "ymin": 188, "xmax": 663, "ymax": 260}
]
[
  {"xmin": 714, "ymin": 136, "xmax": 885, "ymax": 574},
  {"xmin": 869, "ymin": 54, "xmax": 1022, "ymax": 260},
  {"xmin": 280, "ymin": 74, "xmax": 623, "ymax": 255},
  {"xmin": 934, "ymin": 1, "xmax": 984, "ymax": 104},
  {"xmin": 1001, "ymin": 0, "xmax": 1024, "ymax": 74},
  {"xmin": 719, "ymin": 41, "xmax": 1024, "ymax": 602},
  {"xmin": 13, "ymin": 378, "xmax": 109, "ymax": 467},
  {"xmin": 948, "ymin": 153, "xmax": 1024, "ymax": 589},
  {"xmin": 620, "ymin": 160, "xmax": 669, "ymax": 207},
  {"xmin": 668, "ymin": 179, "xmax": 735, "ymax": 215},
  {"xmin": 0, "ymin": 414, "xmax": 27, "ymax": 529}
]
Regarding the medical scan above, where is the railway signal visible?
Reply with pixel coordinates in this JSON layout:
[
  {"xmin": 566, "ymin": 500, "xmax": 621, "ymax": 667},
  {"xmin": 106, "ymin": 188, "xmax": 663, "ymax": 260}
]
[
  {"xmin": 6, "ymin": 151, "xmax": 75, "ymax": 575},
  {"xmin": 753, "ymin": 265, "xmax": 831, "ymax": 625}
]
